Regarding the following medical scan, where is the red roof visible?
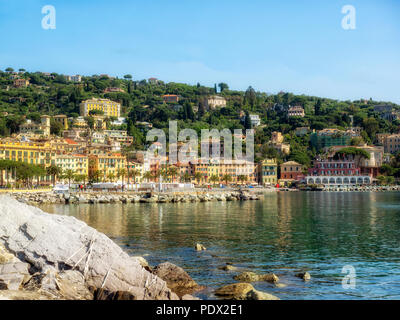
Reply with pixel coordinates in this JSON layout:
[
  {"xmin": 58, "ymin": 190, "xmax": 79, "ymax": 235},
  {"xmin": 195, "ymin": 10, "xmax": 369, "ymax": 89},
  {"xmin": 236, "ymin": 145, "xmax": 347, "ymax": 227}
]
[{"xmin": 65, "ymin": 139, "xmax": 78, "ymax": 145}]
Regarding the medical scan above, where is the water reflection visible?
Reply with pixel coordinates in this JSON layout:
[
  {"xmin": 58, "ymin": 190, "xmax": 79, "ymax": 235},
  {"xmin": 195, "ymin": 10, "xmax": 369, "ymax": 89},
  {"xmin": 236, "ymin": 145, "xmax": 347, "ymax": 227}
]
[{"xmin": 40, "ymin": 192, "xmax": 400, "ymax": 299}]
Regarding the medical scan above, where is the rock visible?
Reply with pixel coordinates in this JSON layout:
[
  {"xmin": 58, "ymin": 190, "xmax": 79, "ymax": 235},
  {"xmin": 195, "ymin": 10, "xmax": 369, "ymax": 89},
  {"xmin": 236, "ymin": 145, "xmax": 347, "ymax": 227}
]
[
  {"xmin": 0, "ymin": 195, "xmax": 178, "ymax": 300},
  {"xmin": 234, "ymin": 271, "xmax": 279, "ymax": 283},
  {"xmin": 274, "ymin": 283, "xmax": 287, "ymax": 288},
  {"xmin": 92, "ymin": 287, "xmax": 137, "ymax": 300},
  {"xmin": 218, "ymin": 265, "xmax": 237, "ymax": 271},
  {"xmin": 132, "ymin": 256, "xmax": 152, "ymax": 272},
  {"xmin": 0, "ymin": 244, "xmax": 16, "ymax": 264},
  {"xmin": 181, "ymin": 294, "xmax": 201, "ymax": 300},
  {"xmin": 0, "ymin": 289, "xmax": 54, "ymax": 300},
  {"xmin": 215, "ymin": 283, "xmax": 279, "ymax": 300},
  {"xmin": 0, "ymin": 261, "xmax": 30, "ymax": 291},
  {"xmin": 245, "ymin": 289, "xmax": 280, "ymax": 300},
  {"xmin": 214, "ymin": 283, "xmax": 254, "ymax": 299},
  {"xmin": 295, "ymin": 271, "xmax": 311, "ymax": 281},
  {"xmin": 195, "ymin": 243, "xmax": 206, "ymax": 251},
  {"xmin": 152, "ymin": 262, "xmax": 201, "ymax": 297}
]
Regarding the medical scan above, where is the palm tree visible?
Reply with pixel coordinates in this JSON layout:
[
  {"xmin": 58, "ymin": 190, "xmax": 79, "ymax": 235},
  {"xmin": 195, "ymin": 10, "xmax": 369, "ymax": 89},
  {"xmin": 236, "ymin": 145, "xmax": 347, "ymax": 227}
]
[
  {"xmin": 143, "ymin": 171, "xmax": 153, "ymax": 182},
  {"xmin": 62, "ymin": 169, "xmax": 75, "ymax": 188},
  {"xmin": 181, "ymin": 172, "xmax": 191, "ymax": 182},
  {"xmin": 238, "ymin": 175, "xmax": 247, "ymax": 185},
  {"xmin": 168, "ymin": 166, "xmax": 178, "ymax": 183},
  {"xmin": 117, "ymin": 168, "xmax": 127, "ymax": 184},
  {"xmin": 129, "ymin": 169, "xmax": 141, "ymax": 184},
  {"xmin": 194, "ymin": 172, "xmax": 202, "ymax": 185},
  {"xmin": 210, "ymin": 174, "xmax": 219, "ymax": 186},
  {"xmin": 107, "ymin": 172, "xmax": 115, "ymax": 182},
  {"xmin": 222, "ymin": 174, "xmax": 232, "ymax": 185},
  {"xmin": 46, "ymin": 165, "xmax": 62, "ymax": 186}
]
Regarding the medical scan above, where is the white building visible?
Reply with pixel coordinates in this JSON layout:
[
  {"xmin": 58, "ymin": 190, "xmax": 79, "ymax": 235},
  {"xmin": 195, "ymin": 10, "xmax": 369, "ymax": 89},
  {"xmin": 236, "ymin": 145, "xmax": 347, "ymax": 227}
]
[{"xmin": 305, "ymin": 176, "xmax": 372, "ymax": 185}]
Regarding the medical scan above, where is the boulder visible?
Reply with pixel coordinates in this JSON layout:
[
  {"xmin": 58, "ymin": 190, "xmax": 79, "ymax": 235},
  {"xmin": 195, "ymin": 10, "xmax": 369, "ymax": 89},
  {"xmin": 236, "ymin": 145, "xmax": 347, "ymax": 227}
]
[
  {"xmin": 92, "ymin": 287, "xmax": 137, "ymax": 300},
  {"xmin": 214, "ymin": 283, "xmax": 254, "ymax": 299},
  {"xmin": 218, "ymin": 265, "xmax": 237, "ymax": 271},
  {"xmin": 295, "ymin": 271, "xmax": 311, "ymax": 281},
  {"xmin": 0, "ymin": 259, "xmax": 30, "ymax": 291},
  {"xmin": 0, "ymin": 195, "xmax": 178, "ymax": 300},
  {"xmin": 215, "ymin": 283, "xmax": 279, "ymax": 300},
  {"xmin": 152, "ymin": 262, "xmax": 201, "ymax": 297},
  {"xmin": 234, "ymin": 271, "xmax": 279, "ymax": 283},
  {"xmin": 195, "ymin": 243, "xmax": 206, "ymax": 251}
]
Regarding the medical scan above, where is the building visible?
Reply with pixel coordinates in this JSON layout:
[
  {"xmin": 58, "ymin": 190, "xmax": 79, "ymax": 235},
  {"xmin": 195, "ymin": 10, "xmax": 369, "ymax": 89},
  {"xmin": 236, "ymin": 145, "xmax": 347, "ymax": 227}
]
[
  {"xmin": 306, "ymin": 158, "xmax": 372, "ymax": 186},
  {"xmin": 127, "ymin": 161, "xmax": 145, "ymax": 183},
  {"xmin": 328, "ymin": 145, "xmax": 384, "ymax": 177},
  {"xmin": 374, "ymin": 105, "xmax": 393, "ymax": 113},
  {"xmin": 287, "ymin": 105, "xmax": 305, "ymax": 117},
  {"xmin": 13, "ymin": 78, "xmax": 30, "ymax": 88},
  {"xmin": 271, "ymin": 132, "xmax": 284, "ymax": 144},
  {"xmin": 258, "ymin": 159, "xmax": 278, "ymax": 186},
  {"xmin": 280, "ymin": 161, "xmax": 303, "ymax": 181},
  {"xmin": 295, "ymin": 127, "xmax": 310, "ymax": 137},
  {"xmin": 80, "ymin": 98, "xmax": 121, "ymax": 118},
  {"xmin": 163, "ymin": 95, "xmax": 180, "ymax": 103},
  {"xmin": 19, "ymin": 115, "xmax": 51, "ymax": 137},
  {"xmin": 53, "ymin": 115, "xmax": 69, "ymax": 130},
  {"xmin": 383, "ymin": 134, "xmax": 400, "ymax": 154},
  {"xmin": 104, "ymin": 130, "xmax": 133, "ymax": 146},
  {"xmin": 88, "ymin": 153, "xmax": 126, "ymax": 182},
  {"xmin": 204, "ymin": 96, "xmax": 227, "ymax": 110},
  {"xmin": 55, "ymin": 154, "xmax": 88, "ymax": 176},
  {"xmin": 148, "ymin": 78, "xmax": 159, "ymax": 84},
  {"xmin": 104, "ymin": 87, "xmax": 125, "ymax": 93},
  {"xmin": 310, "ymin": 129, "xmax": 352, "ymax": 151},
  {"xmin": 241, "ymin": 114, "xmax": 261, "ymax": 127},
  {"xmin": 65, "ymin": 75, "xmax": 82, "ymax": 82},
  {"xmin": 272, "ymin": 143, "xmax": 291, "ymax": 155}
]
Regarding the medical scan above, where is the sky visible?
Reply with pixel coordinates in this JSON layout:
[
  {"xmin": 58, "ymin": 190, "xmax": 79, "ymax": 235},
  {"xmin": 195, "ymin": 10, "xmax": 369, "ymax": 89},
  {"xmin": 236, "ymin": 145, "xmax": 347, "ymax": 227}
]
[{"xmin": 0, "ymin": 0, "xmax": 399, "ymax": 103}]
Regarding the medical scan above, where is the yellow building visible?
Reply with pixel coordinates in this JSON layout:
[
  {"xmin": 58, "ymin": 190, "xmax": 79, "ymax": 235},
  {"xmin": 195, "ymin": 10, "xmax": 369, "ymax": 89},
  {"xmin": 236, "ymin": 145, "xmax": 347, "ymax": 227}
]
[
  {"xmin": 55, "ymin": 154, "xmax": 88, "ymax": 176},
  {"xmin": 80, "ymin": 98, "xmax": 121, "ymax": 118},
  {"xmin": 53, "ymin": 115, "xmax": 69, "ymax": 130},
  {"xmin": 89, "ymin": 153, "xmax": 126, "ymax": 182},
  {"xmin": 0, "ymin": 140, "xmax": 56, "ymax": 166},
  {"xmin": 258, "ymin": 159, "xmax": 278, "ymax": 186}
]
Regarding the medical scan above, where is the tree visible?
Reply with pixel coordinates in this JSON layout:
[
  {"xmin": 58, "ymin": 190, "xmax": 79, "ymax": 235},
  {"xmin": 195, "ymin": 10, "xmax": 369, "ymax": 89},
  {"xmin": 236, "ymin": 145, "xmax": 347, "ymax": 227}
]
[
  {"xmin": 183, "ymin": 102, "xmax": 195, "ymax": 121},
  {"xmin": 117, "ymin": 168, "xmax": 127, "ymax": 184},
  {"xmin": 46, "ymin": 165, "xmax": 62, "ymax": 186},
  {"xmin": 107, "ymin": 172, "xmax": 115, "ymax": 182},
  {"xmin": 210, "ymin": 174, "xmax": 219, "ymax": 185},
  {"xmin": 5, "ymin": 67, "xmax": 14, "ymax": 72},
  {"xmin": 50, "ymin": 119, "xmax": 64, "ymax": 136},
  {"xmin": 129, "ymin": 169, "xmax": 141, "ymax": 184},
  {"xmin": 143, "ymin": 171, "xmax": 153, "ymax": 182},
  {"xmin": 124, "ymin": 74, "xmax": 133, "ymax": 80},
  {"xmin": 315, "ymin": 99, "xmax": 322, "ymax": 116},
  {"xmin": 244, "ymin": 86, "xmax": 256, "ymax": 107},
  {"xmin": 168, "ymin": 166, "xmax": 178, "ymax": 183},
  {"xmin": 363, "ymin": 118, "xmax": 379, "ymax": 140},
  {"xmin": 222, "ymin": 174, "xmax": 232, "ymax": 185},
  {"xmin": 194, "ymin": 172, "xmax": 202, "ymax": 185},
  {"xmin": 244, "ymin": 111, "xmax": 252, "ymax": 130},
  {"xmin": 62, "ymin": 169, "xmax": 75, "ymax": 188},
  {"xmin": 218, "ymin": 83, "xmax": 229, "ymax": 92}
]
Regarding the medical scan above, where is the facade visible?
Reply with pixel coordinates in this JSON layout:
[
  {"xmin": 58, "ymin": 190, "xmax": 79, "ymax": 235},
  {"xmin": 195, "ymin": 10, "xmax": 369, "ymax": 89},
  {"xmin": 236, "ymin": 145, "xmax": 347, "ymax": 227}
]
[
  {"xmin": 306, "ymin": 158, "xmax": 371, "ymax": 186},
  {"xmin": 55, "ymin": 154, "xmax": 88, "ymax": 176},
  {"xmin": 241, "ymin": 114, "xmax": 261, "ymax": 127},
  {"xmin": 19, "ymin": 115, "xmax": 51, "ymax": 137},
  {"xmin": 53, "ymin": 115, "xmax": 69, "ymax": 130},
  {"xmin": 310, "ymin": 129, "xmax": 351, "ymax": 151},
  {"xmin": 163, "ymin": 94, "xmax": 180, "ymax": 103},
  {"xmin": 80, "ymin": 98, "xmax": 121, "ymax": 117},
  {"xmin": 280, "ymin": 161, "xmax": 303, "ymax": 181},
  {"xmin": 258, "ymin": 159, "xmax": 278, "ymax": 185},
  {"xmin": 88, "ymin": 153, "xmax": 126, "ymax": 182},
  {"xmin": 271, "ymin": 132, "xmax": 284, "ymax": 144},
  {"xmin": 13, "ymin": 78, "xmax": 30, "ymax": 88},
  {"xmin": 383, "ymin": 134, "xmax": 400, "ymax": 154},
  {"xmin": 288, "ymin": 106, "xmax": 305, "ymax": 117},
  {"xmin": 204, "ymin": 96, "xmax": 227, "ymax": 110},
  {"xmin": 65, "ymin": 75, "xmax": 82, "ymax": 82},
  {"xmin": 104, "ymin": 87, "xmax": 125, "ymax": 93}
]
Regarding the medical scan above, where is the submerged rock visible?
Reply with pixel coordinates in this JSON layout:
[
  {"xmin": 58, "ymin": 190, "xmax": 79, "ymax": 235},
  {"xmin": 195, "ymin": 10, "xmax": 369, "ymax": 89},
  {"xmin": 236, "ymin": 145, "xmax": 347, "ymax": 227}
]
[
  {"xmin": 195, "ymin": 243, "xmax": 207, "ymax": 251},
  {"xmin": 295, "ymin": 271, "xmax": 311, "ymax": 281},
  {"xmin": 0, "ymin": 195, "xmax": 178, "ymax": 300},
  {"xmin": 218, "ymin": 265, "xmax": 238, "ymax": 271},
  {"xmin": 234, "ymin": 271, "xmax": 279, "ymax": 283},
  {"xmin": 215, "ymin": 283, "xmax": 280, "ymax": 300},
  {"xmin": 152, "ymin": 262, "xmax": 202, "ymax": 297}
]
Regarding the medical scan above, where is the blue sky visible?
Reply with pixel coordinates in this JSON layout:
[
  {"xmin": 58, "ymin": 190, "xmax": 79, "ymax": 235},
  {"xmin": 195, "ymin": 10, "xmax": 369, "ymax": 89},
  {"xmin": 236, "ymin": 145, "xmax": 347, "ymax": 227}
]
[{"xmin": 0, "ymin": 0, "xmax": 399, "ymax": 103}]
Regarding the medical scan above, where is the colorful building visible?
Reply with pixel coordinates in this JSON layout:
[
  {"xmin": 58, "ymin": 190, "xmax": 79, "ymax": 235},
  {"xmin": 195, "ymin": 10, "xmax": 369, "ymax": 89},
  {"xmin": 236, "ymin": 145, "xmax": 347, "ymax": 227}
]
[
  {"xmin": 80, "ymin": 98, "xmax": 121, "ymax": 117},
  {"xmin": 258, "ymin": 159, "xmax": 278, "ymax": 186}
]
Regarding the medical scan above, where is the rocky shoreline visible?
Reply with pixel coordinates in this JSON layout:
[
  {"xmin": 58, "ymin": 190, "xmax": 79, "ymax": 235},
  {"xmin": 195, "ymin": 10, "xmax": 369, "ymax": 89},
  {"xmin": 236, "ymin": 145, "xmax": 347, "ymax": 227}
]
[
  {"xmin": 10, "ymin": 189, "xmax": 261, "ymax": 206},
  {"xmin": 1, "ymin": 195, "xmax": 285, "ymax": 301}
]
